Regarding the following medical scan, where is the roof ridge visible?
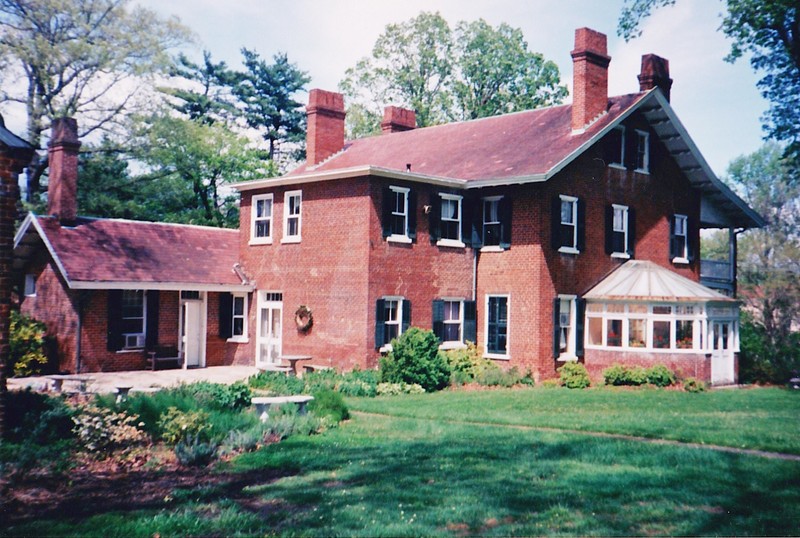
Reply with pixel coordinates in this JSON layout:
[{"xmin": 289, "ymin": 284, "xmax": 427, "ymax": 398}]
[{"xmin": 73, "ymin": 216, "xmax": 239, "ymax": 233}]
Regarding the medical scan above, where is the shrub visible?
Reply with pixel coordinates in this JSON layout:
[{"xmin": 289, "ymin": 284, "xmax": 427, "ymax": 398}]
[
  {"xmin": 219, "ymin": 425, "xmax": 266, "ymax": 456},
  {"xmin": 603, "ymin": 364, "xmax": 629, "ymax": 386},
  {"xmin": 172, "ymin": 381, "xmax": 252, "ymax": 411},
  {"xmin": 10, "ymin": 311, "xmax": 49, "ymax": 377},
  {"xmin": 683, "ymin": 377, "xmax": 707, "ymax": 393},
  {"xmin": 376, "ymin": 382, "xmax": 426, "ymax": 395},
  {"xmin": 158, "ymin": 407, "xmax": 210, "ymax": 445},
  {"xmin": 5, "ymin": 389, "xmax": 76, "ymax": 444},
  {"xmin": 558, "ymin": 362, "xmax": 590, "ymax": 389},
  {"xmin": 645, "ymin": 364, "xmax": 676, "ymax": 387},
  {"xmin": 72, "ymin": 404, "xmax": 148, "ymax": 454},
  {"xmin": 308, "ymin": 388, "xmax": 350, "ymax": 423},
  {"xmin": 248, "ymin": 370, "xmax": 306, "ymax": 395},
  {"xmin": 174, "ymin": 434, "xmax": 217, "ymax": 466},
  {"xmin": 541, "ymin": 379, "xmax": 560, "ymax": 389},
  {"xmin": 380, "ymin": 327, "xmax": 451, "ymax": 392},
  {"xmin": 263, "ymin": 404, "xmax": 321, "ymax": 440},
  {"xmin": 476, "ymin": 366, "xmax": 534, "ymax": 387},
  {"xmin": 445, "ymin": 342, "xmax": 498, "ymax": 384}
]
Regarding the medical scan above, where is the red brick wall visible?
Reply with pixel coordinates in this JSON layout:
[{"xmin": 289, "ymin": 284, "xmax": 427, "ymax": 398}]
[{"xmin": 584, "ymin": 349, "xmax": 710, "ymax": 383}]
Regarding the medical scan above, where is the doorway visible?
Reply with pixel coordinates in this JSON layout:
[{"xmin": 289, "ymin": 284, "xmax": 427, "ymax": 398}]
[
  {"xmin": 710, "ymin": 321, "xmax": 734, "ymax": 385},
  {"xmin": 180, "ymin": 291, "xmax": 206, "ymax": 368},
  {"xmin": 256, "ymin": 291, "xmax": 283, "ymax": 368}
]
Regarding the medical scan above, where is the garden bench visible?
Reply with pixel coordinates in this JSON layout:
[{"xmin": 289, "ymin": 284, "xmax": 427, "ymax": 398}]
[
  {"xmin": 303, "ymin": 364, "xmax": 332, "ymax": 374},
  {"xmin": 259, "ymin": 364, "xmax": 292, "ymax": 375},
  {"xmin": 146, "ymin": 346, "xmax": 181, "ymax": 371},
  {"xmin": 251, "ymin": 395, "xmax": 314, "ymax": 422},
  {"xmin": 47, "ymin": 374, "xmax": 94, "ymax": 394}
]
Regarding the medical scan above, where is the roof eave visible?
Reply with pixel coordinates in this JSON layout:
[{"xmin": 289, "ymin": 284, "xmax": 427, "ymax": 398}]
[
  {"xmin": 68, "ymin": 281, "xmax": 255, "ymax": 292},
  {"xmin": 13, "ymin": 214, "xmax": 73, "ymax": 286}
]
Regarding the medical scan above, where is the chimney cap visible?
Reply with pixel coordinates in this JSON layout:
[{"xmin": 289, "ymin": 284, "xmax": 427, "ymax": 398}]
[
  {"xmin": 49, "ymin": 117, "xmax": 80, "ymax": 148},
  {"xmin": 381, "ymin": 106, "xmax": 416, "ymax": 134},
  {"xmin": 638, "ymin": 53, "xmax": 673, "ymax": 101}
]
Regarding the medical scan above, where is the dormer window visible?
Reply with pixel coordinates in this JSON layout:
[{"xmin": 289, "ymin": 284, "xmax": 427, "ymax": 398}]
[
  {"xmin": 609, "ymin": 126, "xmax": 625, "ymax": 168},
  {"xmin": 635, "ymin": 130, "xmax": 650, "ymax": 173}
]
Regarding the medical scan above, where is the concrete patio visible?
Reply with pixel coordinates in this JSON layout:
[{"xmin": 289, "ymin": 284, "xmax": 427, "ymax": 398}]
[{"xmin": 8, "ymin": 366, "xmax": 260, "ymax": 395}]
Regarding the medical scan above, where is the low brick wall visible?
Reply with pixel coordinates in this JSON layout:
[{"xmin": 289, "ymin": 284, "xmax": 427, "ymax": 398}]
[{"xmin": 584, "ymin": 349, "xmax": 711, "ymax": 383}]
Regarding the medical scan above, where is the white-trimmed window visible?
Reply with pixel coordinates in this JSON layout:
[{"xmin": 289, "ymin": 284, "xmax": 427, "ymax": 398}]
[
  {"xmin": 121, "ymin": 289, "xmax": 146, "ymax": 349},
  {"xmin": 485, "ymin": 295, "xmax": 509, "ymax": 358},
  {"xmin": 231, "ymin": 293, "xmax": 248, "ymax": 341},
  {"xmin": 635, "ymin": 130, "xmax": 650, "ymax": 173},
  {"xmin": 388, "ymin": 186, "xmax": 410, "ymax": 242},
  {"xmin": 24, "ymin": 274, "xmax": 36, "ymax": 297},
  {"xmin": 672, "ymin": 214, "xmax": 689, "ymax": 263},
  {"xmin": 609, "ymin": 125, "xmax": 625, "ymax": 168},
  {"xmin": 559, "ymin": 195, "xmax": 579, "ymax": 253},
  {"xmin": 443, "ymin": 300, "xmax": 463, "ymax": 343},
  {"xmin": 483, "ymin": 196, "xmax": 502, "ymax": 247},
  {"xmin": 376, "ymin": 297, "xmax": 408, "ymax": 350},
  {"xmin": 251, "ymin": 194, "xmax": 273, "ymax": 244},
  {"xmin": 282, "ymin": 190, "xmax": 302, "ymax": 242},
  {"xmin": 438, "ymin": 193, "xmax": 463, "ymax": 246},
  {"xmin": 609, "ymin": 204, "xmax": 631, "ymax": 258},
  {"xmin": 556, "ymin": 295, "xmax": 577, "ymax": 360}
]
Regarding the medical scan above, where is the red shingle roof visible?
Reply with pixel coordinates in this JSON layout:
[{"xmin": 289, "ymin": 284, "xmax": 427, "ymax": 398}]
[
  {"xmin": 34, "ymin": 216, "xmax": 244, "ymax": 288},
  {"xmin": 289, "ymin": 93, "xmax": 646, "ymax": 181}
]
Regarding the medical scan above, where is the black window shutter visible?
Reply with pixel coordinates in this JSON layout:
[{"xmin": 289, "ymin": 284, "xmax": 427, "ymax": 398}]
[
  {"xmin": 382, "ymin": 187, "xmax": 392, "ymax": 238},
  {"xmin": 402, "ymin": 299, "xmax": 411, "ymax": 333},
  {"xmin": 460, "ymin": 196, "xmax": 472, "ymax": 247},
  {"xmin": 432, "ymin": 299, "xmax": 444, "ymax": 342},
  {"xmin": 577, "ymin": 198, "xmax": 586, "ymax": 252},
  {"xmin": 408, "ymin": 189, "xmax": 417, "ymax": 241},
  {"xmin": 107, "ymin": 290, "xmax": 123, "ymax": 352},
  {"xmin": 604, "ymin": 205, "xmax": 614, "ymax": 254},
  {"xmin": 463, "ymin": 300, "xmax": 477, "ymax": 343},
  {"xmin": 627, "ymin": 207, "xmax": 636, "ymax": 258},
  {"xmin": 429, "ymin": 193, "xmax": 441, "ymax": 244},
  {"xmin": 375, "ymin": 299, "xmax": 386, "ymax": 348},
  {"xmin": 669, "ymin": 216, "xmax": 679, "ymax": 260},
  {"xmin": 145, "ymin": 290, "xmax": 159, "ymax": 348},
  {"xmin": 499, "ymin": 196, "xmax": 512, "ymax": 249},
  {"xmin": 219, "ymin": 292, "xmax": 233, "ymax": 339},
  {"xmin": 576, "ymin": 298, "xmax": 586, "ymax": 357},
  {"xmin": 471, "ymin": 198, "xmax": 484, "ymax": 248},
  {"xmin": 551, "ymin": 196, "xmax": 561, "ymax": 250},
  {"xmin": 552, "ymin": 298, "xmax": 561, "ymax": 358},
  {"xmin": 687, "ymin": 216, "xmax": 697, "ymax": 262}
]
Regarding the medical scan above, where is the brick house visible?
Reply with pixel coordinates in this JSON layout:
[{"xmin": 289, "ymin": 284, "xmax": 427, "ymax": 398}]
[
  {"xmin": 14, "ymin": 27, "xmax": 761, "ymax": 384},
  {"xmin": 232, "ymin": 28, "xmax": 761, "ymax": 385},
  {"xmin": 14, "ymin": 118, "xmax": 254, "ymax": 373}
]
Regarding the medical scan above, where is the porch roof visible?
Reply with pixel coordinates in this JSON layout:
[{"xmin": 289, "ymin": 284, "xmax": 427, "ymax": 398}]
[{"xmin": 584, "ymin": 260, "xmax": 736, "ymax": 303}]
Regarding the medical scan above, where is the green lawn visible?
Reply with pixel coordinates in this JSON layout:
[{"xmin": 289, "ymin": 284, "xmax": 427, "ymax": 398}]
[{"xmin": 6, "ymin": 387, "xmax": 800, "ymax": 537}]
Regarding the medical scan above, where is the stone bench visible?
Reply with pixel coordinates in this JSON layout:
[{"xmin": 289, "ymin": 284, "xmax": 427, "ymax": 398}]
[
  {"xmin": 47, "ymin": 375, "xmax": 94, "ymax": 393},
  {"xmin": 303, "ymin": 364, "xmax": 333, "ymax": 374},
  {"xmin": 251, "ymin": 395, "xmax": 314, "ymax": 422}
]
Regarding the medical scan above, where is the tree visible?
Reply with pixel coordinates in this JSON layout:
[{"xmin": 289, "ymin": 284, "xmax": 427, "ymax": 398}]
[
  {"xmin": 159, "ymin": 51, "xmax": 238, "ymax": 125},
  {"xmin": 618, "ymin": 0, "xmax": 800, "ymax": 164},
  {"xmin": 0, "ymin": 0, "xmax": 191, "ymax": 202},
  {"xmin": 339, "ymin": 12, "xmax": 567, "ymax": 138},
  {"xmin": 724, "ymin": 142, "xmax": 800, "ymax": 382},
  {"xmin": 133, "ymin": 113, "xmax": 272, "ymax": 228},
  {"xmin": 233, "ymin": 50, "xmax": 310, "ymax": 165}
]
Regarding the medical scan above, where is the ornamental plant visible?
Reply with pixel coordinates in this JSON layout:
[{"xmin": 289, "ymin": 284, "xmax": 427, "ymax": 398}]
[
  {"xmin": 558, "ymin": 361, "xmax": 590, "ymax": 389},
  {"xmin": 10, "ymin": 311, "xmax": 49, "ymax": 377},
  {"xmin": 379, "ymin": 327, "xmax": 451, "ymax": 392}
]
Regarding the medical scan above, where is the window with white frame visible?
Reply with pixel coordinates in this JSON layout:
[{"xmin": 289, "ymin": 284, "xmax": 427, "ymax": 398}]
[
  {"xmin": 609, "ymin": 125, "xmax": 625, "ymax": 168},
  {"xmin": 121, "ymin": 289, "xmax": 146, "ymax": 348},
  {"xmin": 24, "ymin": 273, "xmax": 36, "ymax": 297},
  {"xmin": 231, "ymin": 293, "xmax": 248, "ymax": 340},
  {"xmin": 389, "ymin": 186, "xmax": 410, "ymax": 241},
  {"xmin": 486, "ymin": 295, "xmax": 509, "ymax": 357},
  {"xmin": 442, "ymin": 300, "xmax": 463, "ymax": 343},
  {"xmin": 559, "ymin": 195, "xmax": 579, "ymax": 253},
  {"xmin": 557, "ymin": 296, "xmax": 577, "ymax": 359},
  {"xmin": 635, "ymin": 130, "xmax": 650, "ymax": 173},
  {"xmin": 376, "ymin": 297, "xmax": 407, "ymax": 349},
  {"xmin": 439, "ymin": 193, "xmax": 463, "ymax": 245},
  {"xmin": 283, "ymin": 190, "xmax": 302, "ymax": 242},
  {"xmin": 609, "ymin": 204, "xmax": 630, "ymax": 257},
  {"xmin": 251, "ymin": 194, "xmax": 273, "ymax": 244},
  {"xmin": 672, "ymin": 214, "xmax": 688, "ymax": 262},
  {"xmin": 483, "ymin": 196, "xmax": 502, "ymax": 247}
]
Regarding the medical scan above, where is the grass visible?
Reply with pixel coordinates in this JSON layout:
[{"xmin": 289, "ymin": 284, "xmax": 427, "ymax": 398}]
[{"xmin": 5, "ymin": 387, "xmax": 799, "ymax": 536}]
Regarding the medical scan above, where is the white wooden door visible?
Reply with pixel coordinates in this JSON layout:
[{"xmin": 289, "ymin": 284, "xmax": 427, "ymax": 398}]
[
  {"xmin": 710, "ymin": 321, "xmax": 734, "ymax": 385},
  {"xmin": 182, "ymin": 300, "xmax": 203, "ymax": 368},
  {"xmin": 256, "ymin": 292, "xmax": 282, "ymax": 368}
]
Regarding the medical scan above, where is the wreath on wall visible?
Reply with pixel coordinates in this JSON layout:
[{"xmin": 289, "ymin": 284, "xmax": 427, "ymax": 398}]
[{"xmin": 294, "ymin": 305, "xmax": 313, "ymax": 332}]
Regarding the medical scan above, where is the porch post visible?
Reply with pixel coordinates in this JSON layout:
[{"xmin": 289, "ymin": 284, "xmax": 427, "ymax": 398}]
[{"xmin": 729, "ymin": 227, "xmax": 738, "ymax": 297}]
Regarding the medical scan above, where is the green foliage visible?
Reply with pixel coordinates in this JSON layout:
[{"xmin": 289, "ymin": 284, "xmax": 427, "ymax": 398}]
[
  {"xmin": 380, "ymin": 327, "xmax": 451, "ymax": 392},
  {"xmin": 376, "ymin": 382, "xmax": 426, "ymax": 395},
  {"xmin": 248, "ymin": 370, "xmax": 307, "ymax": 395},
  {"xmin": 339, "ymin": 12, "xmax": 566, "ymax": 137},
  {"xmin": 71, "ymin": 404, "xmax": 148, "ymax": 454},
  {"xmin": 604, "ymin": 364, "xmax": 675, "ymax": 387},
  {"xmin": 4, "ymin": 389, "xmax": 75, "ymax": 444},
  {"xmin": 171, "ymin": 381, "xmax": 252, "ymax": 411},
  {"xmin": 160, "ymin": 51, "xmax": 238, "ymax": 124},
  {"xmin": 646, "ymin": 364, "xmax": 677, "ymax": 387},
  {"xmin": 174, "ymin": 434, "xmax": 217, "ymax": 466},
  {"xmin": 308, "ymin": 388, "xmax": 350, "ymax": 423},
  {"xmin": 10, "ymin": 310, "xmax": 49, "ymax": 377},
  {"xmin": 558, "ymin": 362, "xmax": 591, "ymax": 389},
  {"xmin": 683, "ymin": 378, "xmax": 707, "ymax": 393},
  {"xmin": 445, "ymin": 341, "xmax": 497, "ymax": 382},
  {"xmin": 157, "ymin": 407, "xmax": 210, "ymax": 446},
  {"xmin": 262, "ymin": 403, "xmax": 321, "ymax": 440}
]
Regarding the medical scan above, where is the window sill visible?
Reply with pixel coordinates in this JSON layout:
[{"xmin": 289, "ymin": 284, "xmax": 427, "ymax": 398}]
[
  {"xmin": 484, "ymin": 352, "xmax": 509, "ymax": 361},
  {"xmin": 387, "ymin": 235, "xmax": 412, "ymax": 244},
  {"xmin": 249, "ymin": 238, "xmax": 273, "ymax": 246},
  {"xmin": 439, "ymin": 341, "xmax": 467, "ymax": 351},
  {"xmin": 227, "ymin": 337, "xmax": 249, "ymax": 344},
  {"xmin": 557, "ymin": 354, "xmax": 578, "ymax": 362},
  {"xmin": 116, "ymin": 348, "xmax": 144, "ymax": 354},
  {"xmin": 379, "ymin": 344, "xmax": 393, "ymax": 354},
  {"xmin": 672, "ymin": 257, "xmax": 689, "ymax": 265},
  {"xmin": 608, "ymin": 163, "xmax": 626, "ymax": 170},
  {"xmin": 611, "ymin": 252, "xmax": 631, "ymax": 260},
  {"xmin": 281, "ymin": 236, "xmax": 301, "ymax": 244},
  {"xmin": 480, "ymin": 245, "xmax": 505, "ymax": 253},
  {"xmin": 634, "ymin": 168, "xmax": 650, "ymax": 175},
  {"xmin": 558, "ymin": 246, "xmax": 580, "ymax": 255},
  {"xmin": 437, "ymin": 239, "xmax": 466, "ymax": 249}
]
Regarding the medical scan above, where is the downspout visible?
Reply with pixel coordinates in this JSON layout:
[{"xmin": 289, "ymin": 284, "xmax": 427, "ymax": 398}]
[
  {"xmin": 472, "ymin": 248, "xmax": 478, "ymax": 301},
  {"xmin": 75, "ymin": 291, "xmax": 86, "ymax": 373}
]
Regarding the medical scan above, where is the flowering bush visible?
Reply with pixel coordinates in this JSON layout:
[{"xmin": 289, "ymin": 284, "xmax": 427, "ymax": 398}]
[
  {"xmin": 376, "ymin": 382, "xmax": 426, "ymax": 395},
  {"xmin": 72, "ymin": 405, "xmax": 148, "ymax": 454},
  {"xmin": 157, "ymin": 407, "xmax": 210, "ymax": 445},
  {"xmin": 10, "ymin": 311, "xmax": 49, "ymax": 377}
]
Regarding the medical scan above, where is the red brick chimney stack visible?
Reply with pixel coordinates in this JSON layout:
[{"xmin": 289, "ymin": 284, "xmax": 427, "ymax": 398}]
[
  {"xmin": 638, "ymin": 53, "xmax": 673, "ymax": 102},
  {"xmin": 47, "ymin": 117, "xmax": 81, "ymax": 224},
  {"xmin": 306, "ymin": 89, "xmax": 346, "ymax": 166},
  {"xmin": 381, "ymin": 106, "xmax": 416, "ymax": 134},
  {"xmin": 571, "ymin": 27, "xmax": 611, "ymax": 132}
]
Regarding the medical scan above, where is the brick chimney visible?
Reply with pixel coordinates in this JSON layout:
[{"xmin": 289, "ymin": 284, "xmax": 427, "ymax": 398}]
[
  {"xmin": 381, "ymin": 106, "xmax": 416, "ymax": 134},
  {"xmin": 571, "ymin": 27, "xmax": 611, "ymax": 132},
  {"xmin": 638, "ymin": 54, "xmax": 673, "ymax": 102},
  {"xmin": 306, "ymin": 89, "xmax": 345, "ymax": 166},
  {"xmin": 47, "ymin": 117, "xmax": 81, "ymax": 224}
]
